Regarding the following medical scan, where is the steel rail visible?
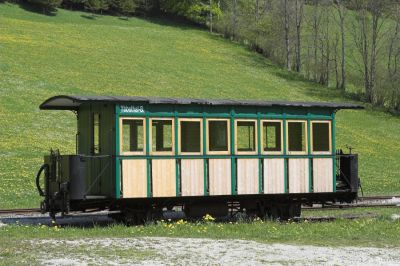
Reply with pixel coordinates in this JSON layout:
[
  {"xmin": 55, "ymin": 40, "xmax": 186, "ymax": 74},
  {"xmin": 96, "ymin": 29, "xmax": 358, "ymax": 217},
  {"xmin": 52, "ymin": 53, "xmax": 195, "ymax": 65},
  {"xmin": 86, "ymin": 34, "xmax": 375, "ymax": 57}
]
[{"xmin": 0, "ymin": 208, "xmax": 41, "ymax": 215}]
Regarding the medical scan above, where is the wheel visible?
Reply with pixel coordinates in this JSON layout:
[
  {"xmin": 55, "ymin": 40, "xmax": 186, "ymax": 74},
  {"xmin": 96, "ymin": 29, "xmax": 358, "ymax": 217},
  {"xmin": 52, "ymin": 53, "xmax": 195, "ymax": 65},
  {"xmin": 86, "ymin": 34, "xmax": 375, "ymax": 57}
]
[{"xmin": 278, "ymin": 203, "xmax": 301, "ymax": 220}]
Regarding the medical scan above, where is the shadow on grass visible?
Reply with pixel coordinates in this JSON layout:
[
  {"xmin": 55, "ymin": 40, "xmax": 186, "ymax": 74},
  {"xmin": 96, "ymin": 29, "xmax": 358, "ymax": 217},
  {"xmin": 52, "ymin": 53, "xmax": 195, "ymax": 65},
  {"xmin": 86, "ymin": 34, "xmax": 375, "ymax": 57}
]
[
  {"xmin": 81, "ymin": 14, "xmax": 97, "ymax": 20},
  {"xmin": 140, "ymin": 13, "xmax": 205, "ymax": 31}
]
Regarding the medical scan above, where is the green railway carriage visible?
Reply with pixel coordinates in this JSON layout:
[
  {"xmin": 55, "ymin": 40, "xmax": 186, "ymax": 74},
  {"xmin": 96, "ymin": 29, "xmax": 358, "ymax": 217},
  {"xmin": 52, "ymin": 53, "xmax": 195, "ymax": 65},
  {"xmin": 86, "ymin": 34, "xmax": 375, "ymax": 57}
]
[{"xmin": 37, "ymin": 95, "xmax": 363, "ymax": 221}]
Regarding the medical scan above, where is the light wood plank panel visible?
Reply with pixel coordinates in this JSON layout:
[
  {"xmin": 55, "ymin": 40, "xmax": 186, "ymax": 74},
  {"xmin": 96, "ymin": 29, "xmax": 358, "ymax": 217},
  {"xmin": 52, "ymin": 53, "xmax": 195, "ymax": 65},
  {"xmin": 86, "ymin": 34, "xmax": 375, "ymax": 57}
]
[
  {"xmin": 237, "ymin": 159, "xmax": 259, "ymax": 195},
  {"xmin": 209, "ymin": 159, "xmax": 231, "ymax": 196},
  {"xmin": 122, "ymin": 159, "xmax": 147, "ymax": 198},
  {"xmin": 152, "ymin": 159, "xmax": 176, "ymax": 197},
  {"xmin": 313, "ymin": 158, "xmax": 333, "ymax": 192},
  {"xmin": 288, "ymin": 158, "xmax": 309, "ymax": 193},
  {"xmin": 181, "ymin": 159, "xmax": 204, "ymax": 196},
  {"xmin": 263, "ymin": 158, "xmax": 285, "ymax": 194}
]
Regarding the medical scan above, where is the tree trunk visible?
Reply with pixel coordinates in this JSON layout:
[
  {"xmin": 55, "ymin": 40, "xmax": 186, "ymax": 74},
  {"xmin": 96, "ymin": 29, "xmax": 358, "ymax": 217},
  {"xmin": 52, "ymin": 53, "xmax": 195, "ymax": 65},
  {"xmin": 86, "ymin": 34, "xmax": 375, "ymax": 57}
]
[
  {"xmin": 295, "ymin": 0, "xmax": 303, "ymax": 73},
  {"xmin": 334, "ymin": 34, "xmax": 340, "ymax": 89},
  {"xmin": 338, "ymin": 1, "xmax": 346, "ymax": 90},
  {"xmin": 210, "ymin": 0, "xmax": 213, "ymax": 33},
  {"xmin": 256, "ymin": 0, "xmax": 260, "ymax": 21},
  {"xmin": 369, "ymin": 5, "xmax": 381, "ymax": 104},
  {"xmin": 232, "ymin": 0, "xmax": 237, "ymax": 40},
  {"xmin": 312, "ymin": 0, "xmax": 319, "ymax": 81},
  {"xmin": 284, "ymin": 0, "xmax": 290, "ymax": 70},
  {"xmin": 362, "ymin": 10, "xmax": 372, "ymax": 102}
]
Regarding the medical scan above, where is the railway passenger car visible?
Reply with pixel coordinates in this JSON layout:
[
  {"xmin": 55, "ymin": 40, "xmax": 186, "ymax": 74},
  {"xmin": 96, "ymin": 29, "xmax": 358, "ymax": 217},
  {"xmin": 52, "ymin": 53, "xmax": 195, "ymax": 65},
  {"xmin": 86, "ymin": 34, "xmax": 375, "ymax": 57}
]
[{"xmin": 36, "ymin": 95, "xmax": 363, "ymax": 222}]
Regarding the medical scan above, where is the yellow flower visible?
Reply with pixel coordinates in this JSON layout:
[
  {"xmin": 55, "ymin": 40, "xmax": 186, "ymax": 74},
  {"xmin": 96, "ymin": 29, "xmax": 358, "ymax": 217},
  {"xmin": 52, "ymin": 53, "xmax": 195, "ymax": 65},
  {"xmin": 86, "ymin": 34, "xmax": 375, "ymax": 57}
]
[{"xmin": 203, "ymin": 214, "xmax": 215, "ymax": 222}]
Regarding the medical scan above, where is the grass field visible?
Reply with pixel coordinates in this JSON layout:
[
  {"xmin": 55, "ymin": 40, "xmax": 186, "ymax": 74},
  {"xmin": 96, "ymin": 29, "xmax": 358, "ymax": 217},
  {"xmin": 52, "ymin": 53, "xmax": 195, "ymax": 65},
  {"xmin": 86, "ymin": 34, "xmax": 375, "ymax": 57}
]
[{"xmin": 0, "ymin": 3, "xmax": 399, "ymax": 209}]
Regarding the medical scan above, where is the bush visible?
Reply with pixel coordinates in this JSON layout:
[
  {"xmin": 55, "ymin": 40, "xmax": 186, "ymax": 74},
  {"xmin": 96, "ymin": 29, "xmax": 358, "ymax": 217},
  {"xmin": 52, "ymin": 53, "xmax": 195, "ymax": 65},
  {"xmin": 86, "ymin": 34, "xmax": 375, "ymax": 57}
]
[{"xmin": 27, "ymin": 0, "xmax": 63, "ymax": 13}]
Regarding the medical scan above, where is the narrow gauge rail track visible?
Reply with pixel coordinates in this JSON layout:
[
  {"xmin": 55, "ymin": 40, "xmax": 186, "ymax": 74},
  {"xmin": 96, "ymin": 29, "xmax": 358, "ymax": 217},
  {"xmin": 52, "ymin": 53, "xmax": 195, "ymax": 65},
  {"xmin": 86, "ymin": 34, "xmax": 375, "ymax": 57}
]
[
  {"xmin": 0, "ymin": 208, "xmax": 41, "ymax": 215},
  {"xmin": 305, "ymin": 195, "xmax": 400, "ymax": 211},
  {"xmin": 358, "ymin": 196, "xmax": 400, "ymax": 200},
  {"xmin": 303, "ymin": 204, "xmax": 398, "ymax": 211}
]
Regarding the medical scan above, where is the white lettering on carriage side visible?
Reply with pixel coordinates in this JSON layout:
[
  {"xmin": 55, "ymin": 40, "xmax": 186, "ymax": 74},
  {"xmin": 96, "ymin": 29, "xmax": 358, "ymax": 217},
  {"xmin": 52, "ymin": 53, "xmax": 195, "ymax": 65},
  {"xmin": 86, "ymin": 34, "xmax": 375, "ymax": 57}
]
[{"xmin": 120, "ymin": 105, "xmax": 144, "ymax": 113}]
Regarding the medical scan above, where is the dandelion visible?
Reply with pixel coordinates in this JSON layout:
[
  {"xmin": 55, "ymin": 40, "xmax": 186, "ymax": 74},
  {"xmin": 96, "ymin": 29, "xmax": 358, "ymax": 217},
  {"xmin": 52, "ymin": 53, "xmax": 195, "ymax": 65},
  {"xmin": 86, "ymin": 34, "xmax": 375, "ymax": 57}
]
[
  {"xmin": 176, "ymin": 219, "xmax": 186, "ymax": 225},
  {"xmin": 203, "ymin": 214, "xmax": 215, "ymax": 222}
]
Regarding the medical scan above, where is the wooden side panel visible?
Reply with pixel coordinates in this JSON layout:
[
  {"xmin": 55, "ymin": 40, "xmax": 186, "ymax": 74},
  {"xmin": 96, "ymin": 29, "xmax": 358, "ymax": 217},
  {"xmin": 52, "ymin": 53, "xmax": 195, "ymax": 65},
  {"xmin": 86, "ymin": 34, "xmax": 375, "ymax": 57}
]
[
  {"xmin": 209, "ymin": 159, "xmax": 231, "ymax": 196},
  {"xmin": 263, "ymin": 158, "xmax": 285, "ymax": 194},
  {"xmin": 152, "ymin": 159, "xmax": 176, "ymax": 197},
  {"xmin": 313, "ymin": 158, "xmax": 333, "ymax": 192},
  {"xmin": 122, "ymin": 159, "xmax": 147, "ymax": 198},
  {"xmin": 237, "ymin": 159, "xmax": 259, "ymax": 195},
  {"xmin": 181, "ymin": 159, "xmax": 204, "ymax": 196},
  {"xmin": 288, "ymin": 158, "xmax": 309, "ymax": 193}
]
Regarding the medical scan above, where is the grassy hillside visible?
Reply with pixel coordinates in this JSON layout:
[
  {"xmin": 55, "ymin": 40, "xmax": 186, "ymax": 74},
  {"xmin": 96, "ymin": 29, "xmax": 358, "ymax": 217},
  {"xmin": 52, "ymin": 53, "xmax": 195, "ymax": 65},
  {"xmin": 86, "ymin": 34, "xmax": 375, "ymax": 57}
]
[{"xmin": 0, "ymin": 3, "xmax": 399, "ymax": 209}]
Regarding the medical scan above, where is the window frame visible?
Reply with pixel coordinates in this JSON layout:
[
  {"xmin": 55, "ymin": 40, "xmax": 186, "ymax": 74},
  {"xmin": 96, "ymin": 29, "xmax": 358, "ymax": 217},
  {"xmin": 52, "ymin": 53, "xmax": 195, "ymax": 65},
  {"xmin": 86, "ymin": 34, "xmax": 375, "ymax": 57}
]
[
  {"xmin": 206, "ymin": 118, "xmax": 231, "ymax": 155},
  {"xmin": 260, "ymin": 119, "xmax": 283, "ymax": 155},
  {"xmin": 310, "ymin": 120, "xmax": 332, "ymax": 155},
  {"xmin": 234, "ymin": 119, "xmax": 258, "ymax": 155},
  {"xmin": 119, "ymin": 117, "xmax": 146, "ymax": 156},
  {"xmin": 178, "ymin": 118, "xmax": 203, "ymax": 155},
  {"xmin": 149, "ymin": 117, "xmax": 175, "ymax": 155},
  {"xmin": 286, "ymin": 120, "xmax": 308, "ymax": 155}
]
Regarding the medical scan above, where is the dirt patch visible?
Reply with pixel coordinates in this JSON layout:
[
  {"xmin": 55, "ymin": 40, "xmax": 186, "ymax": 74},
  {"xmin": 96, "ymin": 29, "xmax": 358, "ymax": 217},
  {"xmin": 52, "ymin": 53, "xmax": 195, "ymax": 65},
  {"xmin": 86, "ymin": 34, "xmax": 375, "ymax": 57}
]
[{"xmin": 30, "ymin": 237, "xmax": 400, "ymax": 265}]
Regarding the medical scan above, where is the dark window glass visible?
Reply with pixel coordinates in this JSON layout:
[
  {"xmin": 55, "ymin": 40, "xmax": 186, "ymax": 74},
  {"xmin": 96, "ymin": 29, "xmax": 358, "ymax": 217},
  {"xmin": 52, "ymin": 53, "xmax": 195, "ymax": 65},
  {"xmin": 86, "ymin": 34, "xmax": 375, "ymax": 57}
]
[
  {"xmin": 208, "ymin": 120, "xmax": 229, "ymax": 152},
  {"xmin": 180, "ymin": 121, "xmax": 201, "ymax": 153},
  {"xmin": 288, "ymin": 121, "xmax": 306, "ymax": 152},
  {"xmin": 312, "ymin": 122, "xmax": 330, "ymax": 152}
]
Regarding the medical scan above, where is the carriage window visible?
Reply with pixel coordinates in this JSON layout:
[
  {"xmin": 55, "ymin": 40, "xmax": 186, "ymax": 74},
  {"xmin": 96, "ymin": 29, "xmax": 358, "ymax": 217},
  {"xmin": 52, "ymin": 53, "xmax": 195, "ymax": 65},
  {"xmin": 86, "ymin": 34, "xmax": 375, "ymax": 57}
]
[
  {"xmin": 312, "ymin": 121, "xmax": 331, "ymax": 153},
  {"xmin": 151, "ymin": 119, "xmax": 174, "ymax": 154},
  {"xmin": 236, "ymin": 120, "xmax": 257, "ymax": 153},
  {"xmin": 93, "ymin": 113, "xmax": 100, "ymax": 154},
  {"xmin": 121, "ymin": 118, "xmax": 145, "ymax": 154},
  {"xmin": 287, "ymin": 121, "xmax": 307, "ymax": 153},
  {"xmin": 208, "ymin": 119, "xmax": 229, "ymax": 153},
  {"xmin": 180, "ymin": 119, "xmax": 202, "ymax": 154},
  {"xmin": 262, "ymin": 121, "xmax": 282, "ymax": 153}
]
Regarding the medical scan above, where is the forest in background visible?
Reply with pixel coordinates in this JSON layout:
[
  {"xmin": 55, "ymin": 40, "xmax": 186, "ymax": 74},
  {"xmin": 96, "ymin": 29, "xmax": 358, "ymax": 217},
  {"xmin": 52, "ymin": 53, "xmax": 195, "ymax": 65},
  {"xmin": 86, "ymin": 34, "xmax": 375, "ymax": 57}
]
[{"xmin": 5, "ymin": 0, "xmax": 400, "ymax": 112}]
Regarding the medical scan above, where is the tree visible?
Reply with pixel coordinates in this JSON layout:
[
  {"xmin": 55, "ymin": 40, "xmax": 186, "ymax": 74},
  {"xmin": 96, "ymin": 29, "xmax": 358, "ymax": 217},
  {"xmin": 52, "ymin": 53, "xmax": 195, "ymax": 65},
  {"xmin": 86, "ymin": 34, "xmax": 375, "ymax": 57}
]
[
  {"xmin": 113, "ymin": 0, "xmax": 137, "ymax": 15},
  {"xmin": 283, "ymin": 0, "xmax": 290, "ymax": 70},
  {"xmin": 85, "ymin": 0, "xmax": 110, "ymax": 14},
  {"xmin": 350, "ymin": 0, "xmax": 387, "ymax": 104},
  {"xmin": 311, "ymin": 0, "xmax": 322, "ymax": 81},
  {"xmin": 333, "ymin": 0, "xmax": 347, "ymax": 90},
  {"xmin": 386, "ymin": 1, "xmax": 400, "ymax": 111},
  {"xmin": 27, "ymin": 0, "xmax": 62, "ymax": 13},
  {"xmin": 294, "ymin": 0, "xmax": 304, "ymax": 72}
]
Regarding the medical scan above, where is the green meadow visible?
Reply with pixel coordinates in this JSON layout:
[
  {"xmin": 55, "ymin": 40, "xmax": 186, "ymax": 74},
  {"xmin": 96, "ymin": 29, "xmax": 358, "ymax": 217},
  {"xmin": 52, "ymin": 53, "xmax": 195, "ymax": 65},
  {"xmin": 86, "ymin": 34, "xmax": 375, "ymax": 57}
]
[{"xmin": 0, "ymin": 3, "xmax": 399, "ymax": 208}]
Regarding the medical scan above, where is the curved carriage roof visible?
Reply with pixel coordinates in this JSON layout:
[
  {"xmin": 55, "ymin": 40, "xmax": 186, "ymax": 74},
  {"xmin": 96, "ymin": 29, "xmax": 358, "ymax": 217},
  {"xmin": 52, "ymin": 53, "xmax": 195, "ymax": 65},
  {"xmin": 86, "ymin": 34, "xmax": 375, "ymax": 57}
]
[{"xmin": 39, "ymin": 95, "xmax": 364, "ymax": 111}]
